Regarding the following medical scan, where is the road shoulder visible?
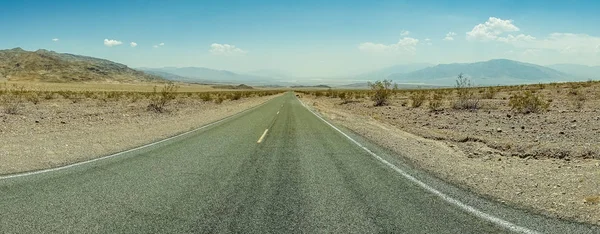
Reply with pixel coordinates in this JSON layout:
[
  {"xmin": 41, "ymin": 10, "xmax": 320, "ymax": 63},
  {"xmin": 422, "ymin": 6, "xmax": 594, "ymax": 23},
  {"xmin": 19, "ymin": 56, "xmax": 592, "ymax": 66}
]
[{"xmin": 300, "ymin": 95, "xmax": 600, "ymax": 226}]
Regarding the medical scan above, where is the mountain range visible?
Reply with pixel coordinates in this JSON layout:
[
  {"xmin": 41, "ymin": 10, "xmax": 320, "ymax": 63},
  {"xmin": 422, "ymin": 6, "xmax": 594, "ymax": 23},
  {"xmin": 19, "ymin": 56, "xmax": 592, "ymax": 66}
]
[
  {"xmin": 354, "ymin": 63, "xmax": 434, "ymax": 80},
  {"xmin": 1, "ymin": 47, "xmax": 596, "ymax": 86},
  {"xmin": 144, "ymin": 60, "xmax": 597, "ymax": 87},
  {"xmin": 0, "ymin": 48, "xmax": 161, "ymax": 82},
  {"xmin": 546, "ymin": 64, "xmax": 600, "ymax": 79},
  {"xmin": 138, "ymin": 67, "xmax": 290, "ymax": 85},
  {"xmin": 387, "ymin": 59, "xmax": 577, "ymax": 85}
]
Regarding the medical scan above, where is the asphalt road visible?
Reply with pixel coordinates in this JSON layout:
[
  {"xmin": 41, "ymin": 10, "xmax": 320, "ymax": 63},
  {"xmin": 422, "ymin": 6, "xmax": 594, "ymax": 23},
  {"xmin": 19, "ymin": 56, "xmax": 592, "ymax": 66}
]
[{"xmin": 1, "ymin": 92, "xmax": 598, "ymax": 233}]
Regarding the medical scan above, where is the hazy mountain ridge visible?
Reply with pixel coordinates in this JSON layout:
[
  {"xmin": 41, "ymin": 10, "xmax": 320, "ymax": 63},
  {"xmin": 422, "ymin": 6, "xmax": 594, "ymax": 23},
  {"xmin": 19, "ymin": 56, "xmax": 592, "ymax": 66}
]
[
  {"xmin": 139, "ymin": 67, "xmax": 277, "ymax": 84},
  {"xmin": 547, "ymin": 64, "xmax": 600, "ymax": 79},
  {"xmin": 0, "ymin": 48, "xmax": 162, "ymax": 82},
  {"xmin": 139, "ymin": 67, "xmax": 304, "ymax": 86},
  {"xmin": 355, "ymin": 63, "xmax": 434, "ymax": 80},
  {"xmin": 388, "ymin": 59, "xmax": 576, "ymax": 85}
]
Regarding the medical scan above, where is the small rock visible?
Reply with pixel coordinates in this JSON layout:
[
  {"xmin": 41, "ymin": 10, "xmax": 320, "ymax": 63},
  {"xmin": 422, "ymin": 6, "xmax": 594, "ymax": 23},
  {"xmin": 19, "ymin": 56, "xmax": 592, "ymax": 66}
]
[
  {"xmin": 521, "ymin": 126, "xmax": 525, "ymax": 130},
  {"xmin": 35, "ymin": 120, "xmax": 39, "ymax": 123},
  {"xmin": 571, "ymin": 124, "xmax": 577, "ymax": 128},
  {"xmin": 60, "ymin": 121, "xmax": 66, "ymax": 124},
  {"xmin": 506, "ymin": 114, "xmax": 512, "ymax": 118},
  {"xmin": 559, "ymin": 131, "xmax": 565, "ymax": 135},
  {"xmin": 496, "ymin": 128, "xmax": 502, "ymax": 133},
  {"xmin": 571, "ymin": 119, "xmax": 577, "ymax": 123}
]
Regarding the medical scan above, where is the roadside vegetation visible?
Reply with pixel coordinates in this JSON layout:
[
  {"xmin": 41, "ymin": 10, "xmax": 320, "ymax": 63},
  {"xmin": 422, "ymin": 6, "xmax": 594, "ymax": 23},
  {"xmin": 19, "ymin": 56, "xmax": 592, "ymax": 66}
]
[
  {"xmin": 295, "ymin": 74, "xmax": 600, "ymax": 161},
  {"xmin": 368, "ymin": 79, "xmax": 394, "ymax": 106},
  {"xmin": 0, "ymin": 82, "xmax": 283, "ymax": 115},
  {"xmin": 296, "ymin": 73, "xmax": 599, "ymax": 116}
]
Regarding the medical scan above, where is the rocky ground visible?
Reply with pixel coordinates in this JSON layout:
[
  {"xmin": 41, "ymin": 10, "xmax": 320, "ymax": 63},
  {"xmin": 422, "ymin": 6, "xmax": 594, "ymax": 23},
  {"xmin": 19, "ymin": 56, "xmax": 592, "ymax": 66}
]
[
  {"xmin": 299, "ymin": 83, "xmax": 600, "ymax": 225},
  {"xmin": 0, "ymin": 93, "xmax": 280, "ymax": 175}
]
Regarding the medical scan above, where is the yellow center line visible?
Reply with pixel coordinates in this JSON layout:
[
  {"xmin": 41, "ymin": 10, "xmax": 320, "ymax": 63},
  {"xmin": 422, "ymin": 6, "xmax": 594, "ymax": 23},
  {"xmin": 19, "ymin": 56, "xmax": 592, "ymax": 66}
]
[{"xmin": 257, "ymin": 129, "xmax": 269, "ymax": 143}]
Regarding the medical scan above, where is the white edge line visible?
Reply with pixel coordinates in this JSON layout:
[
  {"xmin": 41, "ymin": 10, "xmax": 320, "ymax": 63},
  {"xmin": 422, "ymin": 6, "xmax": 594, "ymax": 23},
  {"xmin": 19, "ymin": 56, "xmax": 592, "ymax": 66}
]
[
  {"xmin": 297, "ymin": 97, "xmax": 539, "ymax": 234},
  {"xmin": 0, "ymin": 98, "xmax": 275, "ymax": 181},
  {"xmin": 257, "ymin": 129, "xmax": 269, "ymax": 143}
]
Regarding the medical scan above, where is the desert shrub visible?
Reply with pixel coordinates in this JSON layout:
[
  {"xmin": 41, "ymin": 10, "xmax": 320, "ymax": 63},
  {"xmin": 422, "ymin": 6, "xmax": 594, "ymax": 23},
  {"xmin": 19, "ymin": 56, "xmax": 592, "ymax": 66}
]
[
  {"xmin": 0, "ymin": 85, "xmax": 26, "ymax": 114},
  {"xmin": 25, "ymin": 92, "xmax": 40, "ymax": 105},
  {"xmin": 582, "ymin": 80, "xmax": 594, "ymax": 88},
  {"xmin": 129, "ymin": 93, "xmax": 142, "ymax": 103},
  {"xmin": 147, "ymin": 83, "xmax": 179, "ymax": 113},
  {"xmin": 43, "ymin": 92, "xmax": 55, "ymax": 100},
  {"xmin": 230, "ymin": 92, "xmax": 242, "ymax": 100},
  {"xmin": 214, "ymin": 96, "xmax": 224, "ymax": 104},
  {"xmin": 410, "ymin": 91, "xmax": 427, "ymax": 108},
  {"xmin": 314, "ymin": 91, "xmax": 324, "ymax": 97},
  {"xmin": 482, "ymin": 87, "xmax": 498, "ymax": 99},
  {"xmin": 339, "ymin": 92, "xmax": 355, "ymax": 104},
  {"xmin": 537, "ymin": 83, "xmax": 546, "ymax": 89},
  {"xmin": 199, "ymin": 93, "xmax": 212, "ymax": 102},
  {"xmin": 368, "ymin": 80, "xmax": 393, "ymax": 106},
  {"xmin": 428, "ymin": 91, "xmax": 444, "ymax": 111},
  {"xmin": 509, "ymin": 90, "xmax": 549, "ymax": 114},
  {"xmin": 453, "ymin": 73, "xmax": 480, "ymax": 110},
  {"xmin": 568, "ymin": 87, "xmax": 586, "ymax": 109}
]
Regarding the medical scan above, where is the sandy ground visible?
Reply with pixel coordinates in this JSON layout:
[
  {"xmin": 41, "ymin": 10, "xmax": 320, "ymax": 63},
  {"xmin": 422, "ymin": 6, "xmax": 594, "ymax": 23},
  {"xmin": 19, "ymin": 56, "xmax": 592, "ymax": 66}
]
[
  {"xmin": 300, "ymin": 94, "xmax": 600, "ymax": 225},
  {"xmin": 1, "ymin": 94, "xmax": 279, "ymax": 175}
]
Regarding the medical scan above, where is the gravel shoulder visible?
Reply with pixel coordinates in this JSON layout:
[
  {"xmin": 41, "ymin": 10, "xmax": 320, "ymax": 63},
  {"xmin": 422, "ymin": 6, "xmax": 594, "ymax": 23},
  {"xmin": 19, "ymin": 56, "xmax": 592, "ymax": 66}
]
[
  {"xmin": 300, "ymin": 95, "xmax": 600, "ymax": 225},
  {"xmin": 1, "ymin": 94, "xmax": 280, "ymax": 175}
]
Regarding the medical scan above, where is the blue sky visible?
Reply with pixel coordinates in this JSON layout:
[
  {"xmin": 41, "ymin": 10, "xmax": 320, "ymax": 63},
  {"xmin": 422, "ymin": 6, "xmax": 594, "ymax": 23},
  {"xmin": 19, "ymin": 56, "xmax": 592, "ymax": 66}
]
[{"xmin": 1, "ymin": 0, "xmax": 599, "ymax": 77}]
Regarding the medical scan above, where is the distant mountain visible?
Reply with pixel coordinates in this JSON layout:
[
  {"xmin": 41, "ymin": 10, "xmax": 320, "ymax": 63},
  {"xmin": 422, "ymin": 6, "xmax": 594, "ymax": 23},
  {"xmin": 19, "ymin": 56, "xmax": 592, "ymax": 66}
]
[
  {"xmin": 0, "ymin": 48, "xmax": 162, "ymax": 82},
  {"xmin": 355, "ymin": 63, "xmax": 434, "ymax": 80},
  {"xmin": 547, "ymin": 64, "xmax": 600, "ymax": 80},
  {"xmin": 138, "ymin": 67, "xmax": 283, "ymax": 85},
  {"xmin": 290, "ymin": 84, "xmax": 331, "ymax": 89},
  {"xmin": 141, "ymin": 70, "xmax": 216, "ymax": 84},
  {"xmin": 389, "ymin": 59, "xmax": 574, "ymax": 85},
  {"xmin": 244, "ymin": 69, "xmax": 292, "ymax": 79},
  {"xmin": 336, "ymin": 82, "xmax": 446, "ymax": 89},
  {"xmin": 212, "ymin": 84, "xmax": 254, "ymax": 89}
]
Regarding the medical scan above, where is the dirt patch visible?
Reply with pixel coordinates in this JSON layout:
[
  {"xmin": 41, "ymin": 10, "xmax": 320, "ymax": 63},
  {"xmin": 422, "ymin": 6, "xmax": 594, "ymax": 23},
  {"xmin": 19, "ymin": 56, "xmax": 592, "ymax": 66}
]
[
  {"xmin": 301, "ymin": 94, "xmax": 600, "ymax": 225},
  {"xmin": 0, "ymin": 94, "xmax": 280, "ymax": 175}
]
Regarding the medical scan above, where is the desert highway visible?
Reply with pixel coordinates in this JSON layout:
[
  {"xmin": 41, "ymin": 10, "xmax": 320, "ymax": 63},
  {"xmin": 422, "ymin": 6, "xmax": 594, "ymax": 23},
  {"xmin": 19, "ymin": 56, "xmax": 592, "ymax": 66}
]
[{"xmin": 0, "ymin": 92, "xmax": 598, "ymax": 233}]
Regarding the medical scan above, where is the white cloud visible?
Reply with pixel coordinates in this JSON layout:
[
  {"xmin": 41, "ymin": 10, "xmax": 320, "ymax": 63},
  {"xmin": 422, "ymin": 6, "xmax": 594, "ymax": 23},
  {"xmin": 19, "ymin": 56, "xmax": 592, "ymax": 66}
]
[
  {"xmin": 153, "ymin": 45, "xmax": 159, "ymax": 48},
  {"xmin": 153, "ymin": 42, "xmax": 165, "ymax": 48},
  {"xmin": 209, "ymin": 43, "xmax": 247, "ymax": 55},
  {"xmin": 358, "ymin": 37, "xmax": 420, "ymax": 54},
  {"xmin": 466, "ymin": 17, "xmax": 520, "ymax": 41},
  {"xmin": 443, "ymin": 32, "xmax": 456, "ymax": 41},
  {"xmin": 52, "ymin": 38, "xmax": 59, "ymax": 42},
  {"xmin": 103, "ymin": 39, "xmax": 123, "ymax": 47},
  {"xmin": 496, "ymin": 34, "xmax": 536, "ymax": 43},
  {"xmin": 129, "ymin": 42, "xmax": 137, "ymax": 47},
  {"xmin": 159, "ymin": 42, "xmax": 165, "ymax": 46},
  {"xmin": 400, "ymin": 30, "xmax": 410, "ymax": 36},
  {"xmin": 504, "ymin": 33, "xmax": 600, "ymax": 54},
  {"xmin": 424, "ymin": 38, "xmax": 432, "ymax": 45}
]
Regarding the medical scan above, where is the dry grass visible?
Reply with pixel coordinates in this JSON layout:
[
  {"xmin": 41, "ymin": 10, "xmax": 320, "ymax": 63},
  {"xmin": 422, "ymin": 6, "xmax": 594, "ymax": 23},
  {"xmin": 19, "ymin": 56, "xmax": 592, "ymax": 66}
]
[
  {"xmin": 297, "ymin": 79, "xmax": 600, "ymax": 115},
  {"xmin": 0, "ymin": 82, "xmax": 284, "ymax": 114},
  {"xmin": 2, "ymin": 81, "xmax": 267, "ymax": 92}
]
